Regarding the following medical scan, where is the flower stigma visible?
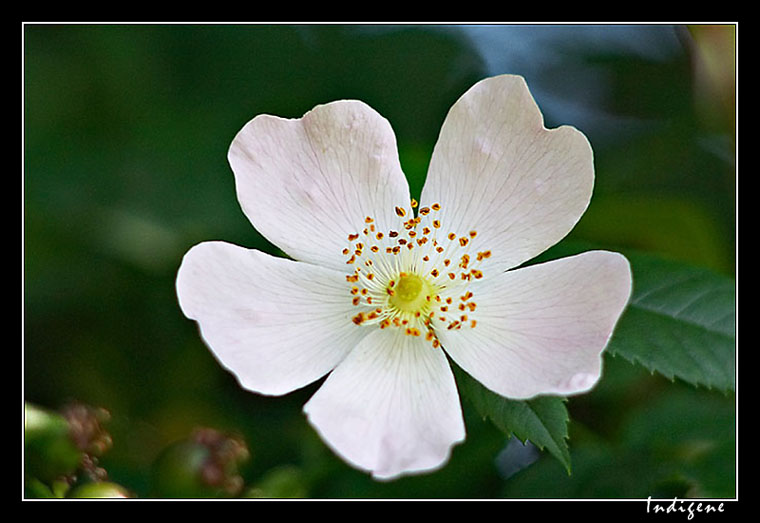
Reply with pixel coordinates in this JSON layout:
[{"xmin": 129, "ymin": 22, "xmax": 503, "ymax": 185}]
[
  {"xmin": 389, "ymin": 273, "xmax": 430, "ymax": 312},
  {"xmin": 344, "ymin": 202, "xmax": 491, "ymax": 348}
]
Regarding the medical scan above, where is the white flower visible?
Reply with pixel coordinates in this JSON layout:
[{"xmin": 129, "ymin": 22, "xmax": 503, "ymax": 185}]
[{"xmin": 176, "ymin": 74, "xmax": 632, "ymax": 480}]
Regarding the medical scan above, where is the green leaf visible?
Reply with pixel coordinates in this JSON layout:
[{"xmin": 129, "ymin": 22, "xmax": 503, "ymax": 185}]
[
  {"xmin": 454, "ymin": 365, "xmax": 571, "ymax": 473},
  {"xmin": 607, "ymin": 252, "xmax": 735, "ymax": 392},
  {"xmin": 501, "ymin": 387, "xmax": 735, "ymax": 498}
]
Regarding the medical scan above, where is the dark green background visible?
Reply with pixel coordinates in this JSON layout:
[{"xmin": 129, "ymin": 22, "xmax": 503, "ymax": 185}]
[{"xmin": 24, "ymin": 24, "xmax": 736, "ymax": 498}]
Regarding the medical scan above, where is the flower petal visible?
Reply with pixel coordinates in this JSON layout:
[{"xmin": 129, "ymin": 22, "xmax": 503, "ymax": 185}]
[
  {"xmin": 303, "ymin": 328, "xmax": 466, "ymax": 480},
  {"xmin": 228, "ymin": 101, "xmax": 412, "ymax": 272},
  {"xmin": 438, "ymin": 251, "xmax": 632, "ymax": 399},
  {"xmin": 420, "ymin": 74, "xmax": 594, "ymax": 272},
  {"xmin": 176, "ymin": 241, "xmax": 367, "ymax": 396}
]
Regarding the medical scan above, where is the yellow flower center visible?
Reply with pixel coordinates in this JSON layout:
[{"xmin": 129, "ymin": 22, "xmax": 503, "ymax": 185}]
[
  {"xmin": 343, "ymin": 201, "xmax": 491, "ymax": 348},
  {"xmin": 388, "ymin": 273, "xmax": 431, "ymax": 312}
]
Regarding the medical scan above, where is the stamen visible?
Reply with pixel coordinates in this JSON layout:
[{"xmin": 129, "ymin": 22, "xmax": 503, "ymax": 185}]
[{"xmin": 341, "ymin": 200, "xmax": 490, "ymax": 347}]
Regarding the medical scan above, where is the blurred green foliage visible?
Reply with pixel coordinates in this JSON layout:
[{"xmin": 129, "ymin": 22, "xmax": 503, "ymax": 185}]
[{"xmin": 24, "ymin": 24, "xmax": 736, "ymax": 498}]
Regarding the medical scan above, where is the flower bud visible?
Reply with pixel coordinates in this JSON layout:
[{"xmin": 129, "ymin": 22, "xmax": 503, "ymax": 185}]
[
  {"xmin": 66, "ymin": 481, "xmax": 132, "ymax": 498},
  {"xmin": 150, "ymin": 428, "xmax": 249, "ymax": 498},
  {"xmin": 24, "ymin": 403, "xmax": 83, "ymax": 483}
]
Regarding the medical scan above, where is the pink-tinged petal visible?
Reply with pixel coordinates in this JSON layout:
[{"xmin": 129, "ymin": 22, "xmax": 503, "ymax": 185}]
[
  {"xmin": 420, "ymin": 74, "xmax": 594, "ymax": 273},
  {"xmin": 228, "ymin": 101, "xmax": 412, "ymax": 272},
  {"xmin": 303, "ymin": 328, "xmax": 466, "ymax": 480},
  {"xmin": 176, "ymin": 241, "xmax": 367, "ymax": 396},
  {"xmin": 439, "ymin": 251, "xmax": 632, "ymax": 399}
]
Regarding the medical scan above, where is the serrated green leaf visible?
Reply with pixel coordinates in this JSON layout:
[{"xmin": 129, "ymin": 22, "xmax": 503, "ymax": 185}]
[
  {"xmin": 607, "ymin": 252, "xmax": 735, "ymax": 391},
  {"xmin": 454, "ymin": 365, "xmax": 571, "ymax": 473}
]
